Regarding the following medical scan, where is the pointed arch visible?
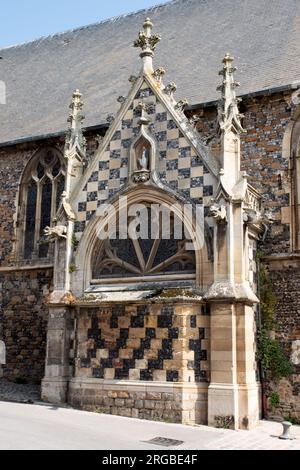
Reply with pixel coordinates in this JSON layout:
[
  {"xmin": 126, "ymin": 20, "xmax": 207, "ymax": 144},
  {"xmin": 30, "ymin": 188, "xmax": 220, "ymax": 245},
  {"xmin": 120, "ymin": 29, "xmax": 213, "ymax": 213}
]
[
  {"xmin": 17, "ymin": 146, "xmax": 65, "ymax": 260},
  {"xmin": 73, "ymin": 186, "xmax": 213, "ymax": 294}
]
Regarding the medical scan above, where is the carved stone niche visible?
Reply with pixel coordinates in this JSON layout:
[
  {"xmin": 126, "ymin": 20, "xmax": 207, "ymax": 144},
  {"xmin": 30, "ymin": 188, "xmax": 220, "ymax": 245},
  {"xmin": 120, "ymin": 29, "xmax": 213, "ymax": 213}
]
[{"xmin": 129, "ymin": 133, "xmax": 156, "ymax": 184}]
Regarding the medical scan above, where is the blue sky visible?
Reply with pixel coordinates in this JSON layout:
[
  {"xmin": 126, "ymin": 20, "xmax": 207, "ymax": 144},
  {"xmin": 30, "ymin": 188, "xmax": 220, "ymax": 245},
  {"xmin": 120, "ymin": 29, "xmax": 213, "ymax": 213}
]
[{"xmin": 1, "ymin": 0, "xmax": 170, "ymax": 47}]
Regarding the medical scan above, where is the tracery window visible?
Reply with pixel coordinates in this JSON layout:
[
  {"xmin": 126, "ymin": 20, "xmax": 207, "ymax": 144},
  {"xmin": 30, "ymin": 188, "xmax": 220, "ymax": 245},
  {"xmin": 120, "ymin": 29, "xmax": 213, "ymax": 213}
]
[
  {"xmin": 92, "ymin": 205, "xmax": 196, "ymax": 283},
  {"xmin": 20, "ymin": 148, "xmax": 65, "ymax": 259}
]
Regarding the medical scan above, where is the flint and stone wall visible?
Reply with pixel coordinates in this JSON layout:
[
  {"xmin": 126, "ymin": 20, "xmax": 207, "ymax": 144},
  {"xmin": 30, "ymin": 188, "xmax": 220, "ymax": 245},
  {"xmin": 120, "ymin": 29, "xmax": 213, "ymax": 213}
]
[
  {"xmin": 265, "ymin": 263, "xmax": 300, "ymax": 422},
  {"xmin": 0, "ymin": 140, "xmax": 58, "ymax": 382},
  {"xmin": 190, "ymin": 92, "xmax": 300, "ymax": 422},
  {"xmin": 0, "ymin": 268, "xmax": 52, "ymax": 381}
]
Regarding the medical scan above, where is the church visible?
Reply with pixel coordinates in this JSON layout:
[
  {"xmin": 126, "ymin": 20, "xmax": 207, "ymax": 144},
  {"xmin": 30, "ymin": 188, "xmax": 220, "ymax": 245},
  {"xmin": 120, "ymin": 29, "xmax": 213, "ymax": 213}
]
[{"xmin": 0, "ymin": 0, "xmax": 300, "ymax": 429}]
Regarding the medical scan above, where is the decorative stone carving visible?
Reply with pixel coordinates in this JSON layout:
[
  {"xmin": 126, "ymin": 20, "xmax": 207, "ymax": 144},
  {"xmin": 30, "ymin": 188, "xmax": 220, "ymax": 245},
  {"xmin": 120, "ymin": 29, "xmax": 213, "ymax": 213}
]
[
  {"xmin": 65, "ymin": 89, "xmax": 86, "ymax": 156},
  {"xmin": 217, "ymin": 53, "xmax": 245, "ymax": 134},
  {"xmin": 138, "ymin": 146, "xmax": 150, "ymax": 170},
  {"xmin": 96, "ymin": 134, "xmax": 103, "ymax": 147},
  {"xmin": 135, "ymin": 102, "xmax": 151, "ymax": 127},
  {"xmin": 209, "ymin": 204, "xmax": 228, "ymax": 223},
  {"xmin": 106, "ymin": 114, "xmax": 115, "ymax": 125},
  {"xmin": 163, "ymin": 82, "xmax": 177, "ymax": 98},
  {"xmin": 117, "ymin": 96, "xmax": 126, "ymax": 104},
  {"xmin": 132, "ymin": 170, "xmax": 150, "ymax": 183},
  {"xmin": 243, "ymin": 208, "xmax": 273, "ymax": 240},
  {"xmin": 136, "ymin": 101, "xmax": 150, "ymax": 113},
  {"xmin": 133, "ymin": 18, "xmax": 161, "ymax": 53},
  {"xmin": 61, "ymin": 191, "xmax": 76, "ymax": 221},
  {"xmin": 128, "ymin": 75, "xmax": 138, "ymax": 83},
  {"xmin": 44, "ymin": 225, "xmax": 67, "ymax": 242},
  {"xmin": 175, "ymin": 99, "xmax": 189, "ymax": 112},
  {"xmin": 189, "ymin": 114, "xmax": 200, "ymax": 127},
  {"xmin": 153, "ymin": 67, "xmax": 166, "ymax": 84}
]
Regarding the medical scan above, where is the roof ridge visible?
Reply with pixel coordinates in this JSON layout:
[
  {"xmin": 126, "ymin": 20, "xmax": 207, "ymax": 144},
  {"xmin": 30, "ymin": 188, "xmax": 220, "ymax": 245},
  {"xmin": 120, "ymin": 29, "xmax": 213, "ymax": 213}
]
[{"xmin": 0, "ymin": 0, "xmax": 184, "ymax": 51}]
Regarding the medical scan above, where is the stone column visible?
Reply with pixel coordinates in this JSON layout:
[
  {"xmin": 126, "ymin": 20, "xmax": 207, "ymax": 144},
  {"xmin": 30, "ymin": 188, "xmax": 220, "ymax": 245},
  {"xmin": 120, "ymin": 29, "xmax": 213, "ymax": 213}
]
[
  {"xmin": 208, "ymin": 302, "xmax": 239, "ymax": 429},
  {"xmin": 207, "ymin": 301, "xmax": 259, "ymax": 429},
  {"xmin": 41, "ymin": 306, "xmax": 72, "ymax": 403},
  {"xmin": 235, "ymin": 302, "xmax": 259, "ymax": 429}
]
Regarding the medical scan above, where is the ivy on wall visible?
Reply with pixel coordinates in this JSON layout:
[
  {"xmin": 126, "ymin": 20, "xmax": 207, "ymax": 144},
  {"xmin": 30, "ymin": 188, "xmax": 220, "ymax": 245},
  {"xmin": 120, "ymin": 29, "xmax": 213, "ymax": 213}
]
[{"xmin": 256, "ymin": 250, "xmax": 293, "ymax": 381}]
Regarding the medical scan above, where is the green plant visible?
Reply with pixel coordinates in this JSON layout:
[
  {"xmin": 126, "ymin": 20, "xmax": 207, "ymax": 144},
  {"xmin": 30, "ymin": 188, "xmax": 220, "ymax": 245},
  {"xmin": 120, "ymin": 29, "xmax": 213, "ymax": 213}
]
[
  {"xmin": 256, "ymin": 253, "xmax": 293, "ymax": 381},
  {"xmin": 71, "ymin": 233, "xmax": 79, "ymax": 249},
  {"xmin": 214, "ymin": 415, "xmax": 234, "ymax": 429},
  {"xmin": 257, "ymin": 329, "xmax": 293, "ymax": 380},
  {"xmin": 269, "ymin": 391, "xmax": 280, "ymax": 409},
  {"xmin": 69, "ymin": 264, "xmax": 77, "ymax": 273},
  {"xmin": 283, "ymin": 415, "xmax": 300, "ymax": 425}
]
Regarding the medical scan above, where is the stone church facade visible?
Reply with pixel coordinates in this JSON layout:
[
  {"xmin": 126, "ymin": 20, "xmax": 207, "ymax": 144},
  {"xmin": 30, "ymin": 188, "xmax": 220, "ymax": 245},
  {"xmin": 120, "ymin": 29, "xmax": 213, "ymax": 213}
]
[{"xmin": 1, "ymin": 0, "xmax": 300, "ymax": 429}]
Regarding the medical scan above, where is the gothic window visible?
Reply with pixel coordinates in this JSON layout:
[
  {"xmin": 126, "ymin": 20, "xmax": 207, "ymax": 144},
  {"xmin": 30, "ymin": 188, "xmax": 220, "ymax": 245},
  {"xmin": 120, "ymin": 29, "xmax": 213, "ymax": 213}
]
[
  {"xmin": 19, "ymin": 148, "xmax": 65, "ymax": 260},
  {"xmin": 92, "ymin": 206, "xmax": 196, "ymax": 282}
]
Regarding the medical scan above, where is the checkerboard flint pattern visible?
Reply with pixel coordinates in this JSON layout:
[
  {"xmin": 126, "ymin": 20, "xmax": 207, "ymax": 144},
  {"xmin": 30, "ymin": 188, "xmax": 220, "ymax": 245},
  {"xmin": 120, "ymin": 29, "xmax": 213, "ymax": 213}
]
[
  {"xmin": 77, "ymin": 304, "xmax": 210, "ymax": 383},
  {"xmin": 74, "ymin": 81, "xmax": 215, "ymax": 234}
]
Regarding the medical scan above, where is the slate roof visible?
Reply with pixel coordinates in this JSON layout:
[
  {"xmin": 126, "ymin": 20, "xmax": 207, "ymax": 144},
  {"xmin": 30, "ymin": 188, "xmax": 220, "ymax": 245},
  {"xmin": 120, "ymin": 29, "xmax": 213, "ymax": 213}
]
[{"xmin": 0, "ymin": 0, "xmax": 300, "ymax": 145}]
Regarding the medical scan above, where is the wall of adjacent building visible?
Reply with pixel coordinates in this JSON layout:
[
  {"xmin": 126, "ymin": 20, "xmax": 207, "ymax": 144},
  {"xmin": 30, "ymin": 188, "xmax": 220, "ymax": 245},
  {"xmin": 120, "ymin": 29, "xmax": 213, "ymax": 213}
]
[
  {"xmin": 192, "ymin": 89, "xmax": 299, "ymax": 422},
  {"xmin": 0, "ymin": 141, "xmax": 56, "ymax": 382}
]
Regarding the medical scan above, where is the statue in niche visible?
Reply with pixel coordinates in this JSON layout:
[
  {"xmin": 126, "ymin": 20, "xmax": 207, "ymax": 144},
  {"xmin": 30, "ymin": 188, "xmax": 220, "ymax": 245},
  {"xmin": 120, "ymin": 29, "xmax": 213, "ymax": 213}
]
[{"xmin": 137, "ymin": 145, "xmax": 150, "ymax": 171}]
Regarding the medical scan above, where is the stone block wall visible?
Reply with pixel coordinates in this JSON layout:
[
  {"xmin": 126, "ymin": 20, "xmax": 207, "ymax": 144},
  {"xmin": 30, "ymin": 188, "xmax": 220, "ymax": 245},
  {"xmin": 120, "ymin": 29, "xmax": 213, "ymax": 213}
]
[
  {"xmin": 68, "ymin": 302, "xmax": 210, "ymax": 423},
  {"xmin": 75, "ymin": 303, "xmax": 210, "ymax": 383},
  {"xmin": 69, "ymin": 379, "xmax": 208, "ymax": 424},
  {"xmin": 0, "ymin": 268, "xmax": 53, "ymax": 381}
]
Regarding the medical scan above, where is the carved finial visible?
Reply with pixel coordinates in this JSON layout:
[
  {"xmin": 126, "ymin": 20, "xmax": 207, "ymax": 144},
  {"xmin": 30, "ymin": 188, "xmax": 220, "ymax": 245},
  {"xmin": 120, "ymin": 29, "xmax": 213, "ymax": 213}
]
[
  {"xmin": 217, "ymin": 53, "xmax": 245, "ymax": 134},
  {"xmin": 65, "ymin": 89, "xmax": 86, "ymax": 156},
  {"xmin": 135, "ymin": 102, "xmax": 151, "ymax": 126},
  {"xmin": 133, "ymin": 18, "xmax": 161, "ymax": 73}
]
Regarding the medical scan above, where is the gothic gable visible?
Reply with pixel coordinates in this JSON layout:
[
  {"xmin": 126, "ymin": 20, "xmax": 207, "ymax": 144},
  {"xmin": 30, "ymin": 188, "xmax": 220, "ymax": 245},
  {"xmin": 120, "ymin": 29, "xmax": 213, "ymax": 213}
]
[{"xmin": 72, "ymin": 75, "xmax": 218, "ymax": 237}]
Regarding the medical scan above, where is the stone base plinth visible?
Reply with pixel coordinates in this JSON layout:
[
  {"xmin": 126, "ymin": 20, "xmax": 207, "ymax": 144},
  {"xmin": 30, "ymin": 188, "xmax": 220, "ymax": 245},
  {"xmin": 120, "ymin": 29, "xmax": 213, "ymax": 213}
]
[
  {"xmin": 41, "ymin": 377, "xmax": 68, "ymax": 403},
  {"xmin": 208, "ymin": 382, "xmax": 260, "ymax": 430},
  {"xmin": 68, "ymin": 378, "xmax": 208, "ymax": 425}
]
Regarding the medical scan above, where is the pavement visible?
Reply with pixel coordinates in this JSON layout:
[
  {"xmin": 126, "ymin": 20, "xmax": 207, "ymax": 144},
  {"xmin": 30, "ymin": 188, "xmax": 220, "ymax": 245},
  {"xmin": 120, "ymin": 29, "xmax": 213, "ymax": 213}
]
[{"xmin": 0, "ymin": 401, "xmax": 300, "ymax": 450}]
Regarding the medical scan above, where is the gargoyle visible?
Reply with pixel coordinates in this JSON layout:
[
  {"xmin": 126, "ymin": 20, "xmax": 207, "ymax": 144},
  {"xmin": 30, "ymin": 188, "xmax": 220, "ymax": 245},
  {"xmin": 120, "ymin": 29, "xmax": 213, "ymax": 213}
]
[
  {"xmin": 44, "ymin": 225, "xmax": 67, "ymax": 242},
  {"xmin": 243, "ymin": 209, "xmax": 274, "ymax": 240},
  {"xmin": 209, "ymin": 204, "xmax": 227, "ymax": 223}
]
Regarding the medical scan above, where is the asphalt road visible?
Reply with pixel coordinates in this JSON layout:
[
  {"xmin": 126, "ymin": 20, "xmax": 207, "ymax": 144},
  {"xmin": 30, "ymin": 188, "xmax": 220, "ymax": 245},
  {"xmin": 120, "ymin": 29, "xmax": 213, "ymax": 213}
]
[{"xmin": 0, "ymin": 401, "xmax": 299, "ymax": 450}]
